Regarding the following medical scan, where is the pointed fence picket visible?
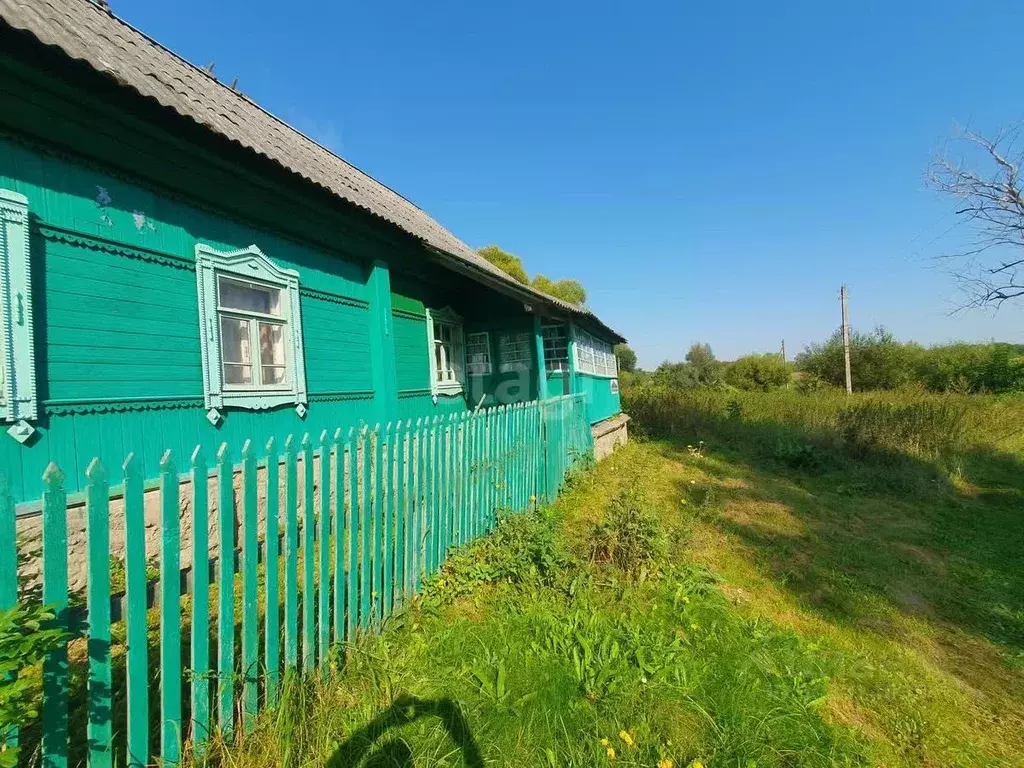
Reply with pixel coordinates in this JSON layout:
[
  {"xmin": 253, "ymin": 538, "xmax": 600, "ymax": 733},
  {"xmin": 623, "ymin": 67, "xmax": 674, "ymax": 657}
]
[{"xmin": 0, "ymin": 394, "xmax": 591, "ymax": 766}]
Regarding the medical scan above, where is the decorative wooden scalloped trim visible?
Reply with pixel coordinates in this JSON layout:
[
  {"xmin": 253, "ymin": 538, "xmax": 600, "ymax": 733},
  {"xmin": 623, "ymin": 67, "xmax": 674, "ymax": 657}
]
[
  {"xmin": 43, "ymin": 396, "xmax": 205, "ymax": 415},
  {"xmin": 391, "ymin": 307, "xmax": 426, "ymax": 321},
  {"xmin": 299, "ymin": 286, "xmax": 370, "ymax": 310},
  {"xmin": 396, "ymin": 388, "xmax": 432, "ymax": 399},
  {"xmin": 37, "ymin": 225, "xmax": 194, "ymax": 271},
  {"xmin": 307, "ymin": 390, "xmax": 375, "ymax": 403}
]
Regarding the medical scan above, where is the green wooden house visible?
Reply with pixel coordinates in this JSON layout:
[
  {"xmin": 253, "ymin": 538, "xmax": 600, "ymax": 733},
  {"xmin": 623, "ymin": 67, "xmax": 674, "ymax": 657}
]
[{"xmin": 0, "ymin": 0, "xmax": 626, "ymax": 508}]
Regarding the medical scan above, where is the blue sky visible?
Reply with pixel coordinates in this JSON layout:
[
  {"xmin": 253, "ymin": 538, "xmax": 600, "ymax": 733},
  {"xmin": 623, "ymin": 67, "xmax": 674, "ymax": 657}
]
[{"xmin": 115, "ymin": 0, "xmax": 1024, "ymax": 368}]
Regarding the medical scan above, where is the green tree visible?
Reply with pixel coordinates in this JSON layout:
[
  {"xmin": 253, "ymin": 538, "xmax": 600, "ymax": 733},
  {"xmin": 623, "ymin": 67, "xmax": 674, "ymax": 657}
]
[
  {"xmin": 796, "ymin": 326, "xmax": 920, "ymax": 390},
  {"xmin": 725, "ymin": 353, "xmax": 791, "ymax": 391},
  {"xmin": 652, "ymin": 343, "xmax": 723, "ymax": 389},
  {"xmin": 478, "ymin": 245, "xmax": 588, "ymax": 305},
  {"xmin": 532, "ymin": 274, "xmax": 587, "ymax": 306},
  {"xmin": 614, "ymin": 344, "xmax": 638, "ymax": 373},
  {"xmin": 477, "ymin": 245, "xmax": 529, "ymax": 285},
  {"xmin": 685, "ymin": 343, "xmax": 722, "ymax": 387}
]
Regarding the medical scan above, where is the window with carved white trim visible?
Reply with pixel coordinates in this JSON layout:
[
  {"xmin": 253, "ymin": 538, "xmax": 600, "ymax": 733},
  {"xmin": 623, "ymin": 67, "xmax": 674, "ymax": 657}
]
[
  {"xmin": 541, "ymin": 323, "xmax": 569, "ymax": 373},
  {"xmin": 499, "ymin": 331, "xmax": 532, "ymax": 372},
  {"xmin": 0, "ymin": 189, "xmax": 37, "ymax": 442},
  {"xmin": 466, "ymin": 332, "xmax": 492, "ymax": 376},
  {"xmin": 195, "ymin": 243, "xmax": 307, "ymax": 423},
  {"xmin": 426, "ymin": 307, "xmax": 465, "ymax": 394}
]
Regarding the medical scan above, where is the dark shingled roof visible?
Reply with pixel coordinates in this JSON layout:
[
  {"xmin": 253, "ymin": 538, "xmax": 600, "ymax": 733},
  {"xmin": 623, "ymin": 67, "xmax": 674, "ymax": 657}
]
[{"xmin": 0, "ymin": 0, "xmax": 625, "ymax": 342}]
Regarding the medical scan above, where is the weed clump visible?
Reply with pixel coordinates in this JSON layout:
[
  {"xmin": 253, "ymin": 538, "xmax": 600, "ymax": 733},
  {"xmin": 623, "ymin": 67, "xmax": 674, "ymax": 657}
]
[
  {"xmin": 422, "ymin": 507, "xmax": 569, "ymax": 606},
  {"xmin": 588, "ymin": 487, "xmax": 666, "ymax": 575}
]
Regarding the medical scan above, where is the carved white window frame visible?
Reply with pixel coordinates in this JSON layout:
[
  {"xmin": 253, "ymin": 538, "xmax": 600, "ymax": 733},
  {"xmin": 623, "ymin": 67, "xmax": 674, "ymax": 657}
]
[
  {"xmin": 0, "ymin": 189, "xmax": 37, "ymax": 443},
  {"xmin": 425, "ymin": 306, "xmax": 466, "ymax": 396},
  {"xmin": 195, "ymin": 243, "xmax": 308, "ymax": 423}
]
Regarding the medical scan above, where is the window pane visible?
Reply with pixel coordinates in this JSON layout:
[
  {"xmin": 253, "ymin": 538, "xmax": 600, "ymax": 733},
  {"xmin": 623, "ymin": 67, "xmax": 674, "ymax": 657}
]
[
  {"xmin": 259, "ymin": 322, "xmax": 288, "ymax": 386},
  {"xmin": 220, "ymin": 316, "xmax": 252, "ymax": 364},
  {"xmin": 224, "ymin": 363, "xmax": 253, "ymax": 385},
  {"xmin": 262, "ymin": 366, "xmax": 287, "ymax": 385},
  {"xmin": 219, "ymin": 277, "xmax": 282, "ymax": 316}
]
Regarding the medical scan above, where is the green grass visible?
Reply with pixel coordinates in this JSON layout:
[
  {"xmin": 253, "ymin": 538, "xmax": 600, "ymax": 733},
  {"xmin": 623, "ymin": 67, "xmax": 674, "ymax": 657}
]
[{"xmin": 197, "ymin": 388, "xmax": 1024, "ymax": 767}]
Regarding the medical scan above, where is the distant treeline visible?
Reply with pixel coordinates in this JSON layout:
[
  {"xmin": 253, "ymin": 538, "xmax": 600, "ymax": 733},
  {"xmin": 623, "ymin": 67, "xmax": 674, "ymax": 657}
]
[{"xmin": 619, "ymin": 329, "xmax": 1024, "ymax": 394}]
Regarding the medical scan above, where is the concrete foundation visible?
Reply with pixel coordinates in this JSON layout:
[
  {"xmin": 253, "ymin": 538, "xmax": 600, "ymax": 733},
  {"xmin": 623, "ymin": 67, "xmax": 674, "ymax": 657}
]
[{"xmin": 592, "ymin": 413, "xmax": 629, "ymax": 461}]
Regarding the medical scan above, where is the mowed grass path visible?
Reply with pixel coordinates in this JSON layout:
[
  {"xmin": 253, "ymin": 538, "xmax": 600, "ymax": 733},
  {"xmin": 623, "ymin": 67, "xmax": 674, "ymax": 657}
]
[{"xmin": 207, "ymin": 415, "xmax": 1024, "ymax": 766}]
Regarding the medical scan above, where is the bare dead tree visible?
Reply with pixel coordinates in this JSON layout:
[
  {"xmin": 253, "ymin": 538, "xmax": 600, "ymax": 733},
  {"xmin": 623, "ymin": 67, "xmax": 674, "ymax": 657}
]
[{"xmin": 929, "ymin": 126, "xmax": 1024, "ymax": 308}]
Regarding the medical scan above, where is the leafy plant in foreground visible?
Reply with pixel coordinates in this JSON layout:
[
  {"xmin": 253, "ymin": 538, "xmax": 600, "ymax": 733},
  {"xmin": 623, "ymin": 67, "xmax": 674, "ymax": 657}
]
[
  {"xmin": 589, "ymin": 487, "xmax": 666, "ymax": 576},
  {"xmin": 0, "ymin": 604, "xmax": 69, "ymax": 767}
]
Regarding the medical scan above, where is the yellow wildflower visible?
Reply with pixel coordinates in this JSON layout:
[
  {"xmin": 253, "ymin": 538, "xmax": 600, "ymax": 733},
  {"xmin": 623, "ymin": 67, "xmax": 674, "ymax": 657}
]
[
  {"xmin": 607, "ymin": 747, "xmax": 616, "ymax": 760},
  {"xmin": 690, "ymin": 761, "xmax": 705, "ymax": 768},
  {"xmin": 658, "ymin": 760, "xmax": 675, "ymax": 768},
  {"xmin": 600, "ymin": 737, "xmax": 610, "ymax": 747},
  {"xmin": 619, "ymin": 730, "xmax": 636, "ymax": 748}
]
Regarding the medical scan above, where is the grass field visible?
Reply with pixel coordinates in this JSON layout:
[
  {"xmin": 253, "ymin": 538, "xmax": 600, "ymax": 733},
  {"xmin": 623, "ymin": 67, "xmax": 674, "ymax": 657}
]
[{"xmin": 199, "ymin": 388, "xmax": 1024, "ymax": 767}]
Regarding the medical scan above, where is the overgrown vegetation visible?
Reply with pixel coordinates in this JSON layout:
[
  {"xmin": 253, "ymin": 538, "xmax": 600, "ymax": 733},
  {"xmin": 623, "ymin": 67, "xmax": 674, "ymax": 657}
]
[
  {"xmin": 630, "ymin": 332, "xmax": 1024, "ymax": 395},
  {"xmin": 197, "ymin": 382, "xmax": 1024, "ymax": 767},
  {"xmin": 797, "ymin": 327, "xmax": 1024, "ymax": 393}
]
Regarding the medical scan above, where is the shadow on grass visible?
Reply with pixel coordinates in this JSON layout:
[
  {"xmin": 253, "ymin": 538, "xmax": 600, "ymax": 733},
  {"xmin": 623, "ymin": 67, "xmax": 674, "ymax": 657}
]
[
  {"xmin": 326, "ymin": 695, "xmax": 483, "ymax": 768},
  {"xmin": 648, "ymin": 405, "xmax": 1024, "ymax": 659}
]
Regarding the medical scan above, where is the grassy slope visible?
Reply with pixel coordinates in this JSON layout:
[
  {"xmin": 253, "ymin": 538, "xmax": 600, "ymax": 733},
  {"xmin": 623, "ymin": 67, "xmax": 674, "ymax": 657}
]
[{"xmin": 207, "ymin": 392, "xmax": 1024, "ymax": 768}]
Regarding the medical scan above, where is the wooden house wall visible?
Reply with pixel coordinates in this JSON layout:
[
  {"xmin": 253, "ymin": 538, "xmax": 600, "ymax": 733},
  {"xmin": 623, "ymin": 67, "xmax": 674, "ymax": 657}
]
[{"xmin": 0, "ymin": 43, "xmax": 623, "ymax": 506}]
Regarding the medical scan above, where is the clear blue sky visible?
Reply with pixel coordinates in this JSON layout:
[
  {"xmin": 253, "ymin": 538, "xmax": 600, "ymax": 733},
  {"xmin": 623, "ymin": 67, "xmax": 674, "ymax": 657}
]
[{"xmin": 115, "ymin": 0, "xmax": 1024, "ymax": 368}]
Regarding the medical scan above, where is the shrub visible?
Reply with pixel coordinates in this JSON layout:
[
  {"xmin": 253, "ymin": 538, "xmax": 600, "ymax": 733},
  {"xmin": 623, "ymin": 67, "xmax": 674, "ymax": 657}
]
[
  {"xmin": 588, "ymin": 487, "xmax": 666, "ymax": 575},
  {"xmin": 0, "ymin": 604, "xmax": 69, "ymax": 767},
  {"xmin": 725, "ymin": 353, "xmax": 791, "ymax": 391}
]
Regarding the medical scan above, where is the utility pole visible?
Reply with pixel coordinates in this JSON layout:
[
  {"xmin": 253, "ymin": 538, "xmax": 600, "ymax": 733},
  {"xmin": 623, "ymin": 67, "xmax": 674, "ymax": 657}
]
[{"xmin": 840, "ymin": 285, "xmax": 852, "ymax": 394}]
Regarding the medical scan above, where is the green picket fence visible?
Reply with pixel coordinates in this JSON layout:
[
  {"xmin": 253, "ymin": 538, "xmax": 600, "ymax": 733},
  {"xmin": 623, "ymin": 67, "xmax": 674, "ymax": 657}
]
[{"xmin": 0, "ymin": 394, "xmax": 591, "ymax": 767}]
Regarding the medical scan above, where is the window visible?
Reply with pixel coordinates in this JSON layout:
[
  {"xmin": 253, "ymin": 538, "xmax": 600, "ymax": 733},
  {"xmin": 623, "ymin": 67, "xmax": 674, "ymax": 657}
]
[
  {"xmin": 0, "ymin": 189, "xmax": 37, "ymax": 442},
  {"xmin": 575, "ymin": 328, "xmax": 617, "ymax": 378},
  {"xmin": 466, "ymin": 332, "xmax": 492, "ymax": 376},
  {"xmin": 195, "ymin": 244, "xmax": 307, "ymax": 423},
  {"xmin": 499, "ymin": 332, "xmax": 532, "ymax": 372},
  {"xmin": 426, "ymin": 306, "xmax": 465, "ymax": 395},
  {"xmin": 542, "ymin": 323, "xmax": 569, "ymax": 373}
]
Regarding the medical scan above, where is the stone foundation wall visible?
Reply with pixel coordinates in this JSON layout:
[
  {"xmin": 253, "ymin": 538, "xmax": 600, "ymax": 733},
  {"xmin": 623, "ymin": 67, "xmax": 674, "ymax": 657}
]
[
  {"xmin": 15, "ymin": 453, "xmax": 335, "ymax": 596},
  {"xmin": 592, "ymin": 413, "xmax": 629, "ymax": 461}
]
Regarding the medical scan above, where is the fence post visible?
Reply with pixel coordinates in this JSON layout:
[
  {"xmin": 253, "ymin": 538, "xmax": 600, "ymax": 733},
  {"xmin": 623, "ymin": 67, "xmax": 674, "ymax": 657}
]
[
  {"xmin": 301, "ymin": 433, "xmax": 315, "ymax": 672},
  {"xmin": 359, "ymin": 426, "xmax": 372, "ymax": 632},
  {"xmin": 159, "ymin": 451, "xmax": 182, "ymax": 765},
  {"xmin": 240, "ymin": 441, "xmax": 258, "ymax": 730},
  {"xmin": 85, "ymin": 458, "xmax": 112, "ymax": 768},
  {"xmin": 395, "ymin": 421, "xmax": 407, "ymax": 610},
  {"xmin": 123, "ymin": 454, "xmax": 148, "ymax": 768},
  {"xmin": 318, "ymin": 430, "xmax": 331, "ymax": 667},
  {"xmin": 190, "ymin": 446, "xmax": 211, "ymax": 748},
  {"xmin": 41, "ymin": 462, "xmax": 68, "ymax": 768},
  {"xmin": 345, "ymin": 428, "xmax": 358, "ymax": 641},
  {"xmin": 264, "ymin": 438, "xmax": 280, "ymax": 706},
  {"xmin": 332, "ymin": 428, "xmax": 345, "ymax": 645},
  {"xmin": 216, "ymin": 443, "xmax": 235, "ymax": 737},
  {"xmin": 283, "ymin": 435, "xmax": 298, "ymax": 672},
  {"xmin": 381, "ymin": 422, "xmax": 392, "ymax": 621}
]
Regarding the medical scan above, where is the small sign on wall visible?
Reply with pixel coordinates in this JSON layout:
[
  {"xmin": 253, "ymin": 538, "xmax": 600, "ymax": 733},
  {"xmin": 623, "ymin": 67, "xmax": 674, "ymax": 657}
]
[{"xmin": 610, "ymin": 379, "xmax": 619, "ymax": 394}]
